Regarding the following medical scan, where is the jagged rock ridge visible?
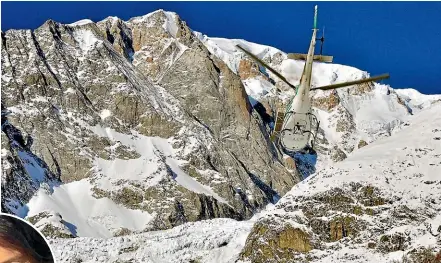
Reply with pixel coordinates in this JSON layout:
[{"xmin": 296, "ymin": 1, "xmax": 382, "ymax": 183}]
[{"xmin": 1, "ymin": 9, "xmax": 298, "ymax": 238}]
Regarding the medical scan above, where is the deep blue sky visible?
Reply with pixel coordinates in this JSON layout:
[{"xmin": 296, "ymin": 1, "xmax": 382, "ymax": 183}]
[{"xmin": 2, "ymin": 1, "xmax": 441, "ymax": 94}]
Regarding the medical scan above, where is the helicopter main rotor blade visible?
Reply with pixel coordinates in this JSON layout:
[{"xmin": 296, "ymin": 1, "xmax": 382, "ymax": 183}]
[
  {"xmin": 236, "ymin": 45, "xmax": 297, "ymax": 90},
  {"xmin": 312, "ymin": 73, "xmax": 390, "ymax": 91}
]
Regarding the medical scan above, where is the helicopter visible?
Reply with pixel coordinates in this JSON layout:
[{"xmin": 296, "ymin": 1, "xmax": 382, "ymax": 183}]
[{"xmin": 236, "ymin": 5, "xmax": 390, "ymax": 155}]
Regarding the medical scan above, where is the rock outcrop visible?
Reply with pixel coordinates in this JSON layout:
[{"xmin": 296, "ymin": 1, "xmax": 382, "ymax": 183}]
[{"xmin": 1, "ymin": 10, "xmax": 299, "ymax": 236}]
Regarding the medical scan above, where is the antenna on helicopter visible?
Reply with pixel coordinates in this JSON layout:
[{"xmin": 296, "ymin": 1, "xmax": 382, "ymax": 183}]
[
  {"xmin": 288, "ymin": 26, "xmax": 332, "ymax": 62},
  {"xmin": 317, "ymin": 27, "xmax": 325, "ymax": 56}
]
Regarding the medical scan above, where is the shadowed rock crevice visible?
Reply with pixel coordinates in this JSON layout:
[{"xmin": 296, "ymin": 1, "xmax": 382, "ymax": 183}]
[
  {"xmin": 231, "ymin": 152, "xmax": 281, "ymax": 204},
  {"xmin": 30, "ymin": 30, "xmax": 62, "ymax": 90}
]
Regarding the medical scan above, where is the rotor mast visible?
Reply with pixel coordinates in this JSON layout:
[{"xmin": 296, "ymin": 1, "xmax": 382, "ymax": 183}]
[{"xmin": 297, "ymin": 5, "xmax": 319, "ymax": 99}]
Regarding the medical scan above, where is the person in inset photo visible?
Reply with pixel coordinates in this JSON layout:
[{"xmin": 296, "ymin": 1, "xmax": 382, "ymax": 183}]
[{"xmin": 0, "ymin": 214, "xmax": 54, "ymax": 263}]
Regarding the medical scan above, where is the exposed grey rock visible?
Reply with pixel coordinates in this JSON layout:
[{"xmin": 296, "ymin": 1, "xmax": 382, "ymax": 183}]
[
  {"xmin": 1, "ymin": 104, "xmax": 60, "ymax": 213},
  {"xmin": 1, "ymin": 10, "xmax": 299, "ymax": 234}
]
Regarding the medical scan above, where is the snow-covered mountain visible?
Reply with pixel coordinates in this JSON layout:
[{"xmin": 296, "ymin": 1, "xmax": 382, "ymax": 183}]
[
  {"xmin": 2, "ymin": 9, "xmax": 440, "ymax": 262},
  {"xmin": 2, "ymin": 9, "xmax": 298, "ymax": 239},
  {"xmin": 49, "ymin": 102, "xmax": 441, "ymax": 263}
]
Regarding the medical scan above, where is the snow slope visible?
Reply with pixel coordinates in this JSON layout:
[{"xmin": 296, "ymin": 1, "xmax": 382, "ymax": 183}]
[
  {"xmin": 395, "ymin": 88, "xmax": 441, "ymax": 112},
  {"xmin": 285, "ymin": 101, "xmax": 441, "ymax": 204},
  {"xmin": 51, "ymin": 218, "xmax": 254, "ymax": 263},
  {"xmin": 24, "ymin": 180, "xmax": 154, "ymax": 238},
  {"xmin": 17, "ymin": 122, "xmax": 228, "ymax": 238},
  {"xmin": 88, "ymin": 125, "xmax": 226, "ymax": 204},
  {"xmin": 242, "ymin": 78, "xmax": 276, "ymax": 106},
  {"xmin": 68, "ymin": 19, "xmax": 94, "ymax": 27},
  {"xmin": 72, "ymin": 30, "xmax": 102, "ymax": 53},
  {"xmin": 244, "ymin": 102, "xmax": 441, "ymax": 262},
  {"xmin": 194, "ymin": 32, "xmax": 285, "ymax": 74}
]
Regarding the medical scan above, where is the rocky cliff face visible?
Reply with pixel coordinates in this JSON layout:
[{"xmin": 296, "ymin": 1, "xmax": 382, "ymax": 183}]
[
  {"xmin": 1, "ymin": 10, "xmax": 298, "ymax": 237},
  {"xmin": 1, "ymin": 104, "xmax": 61, "ymax": 214}
]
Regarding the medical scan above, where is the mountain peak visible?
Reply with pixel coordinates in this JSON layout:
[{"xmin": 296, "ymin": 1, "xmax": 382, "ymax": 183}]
[
  {"xmin": 127, "ymin": 9, "xmax": 180, "ymax": 38},
  {"xmin": 67, "ymin": 19, "xmax": 94, "ymax": 27}
]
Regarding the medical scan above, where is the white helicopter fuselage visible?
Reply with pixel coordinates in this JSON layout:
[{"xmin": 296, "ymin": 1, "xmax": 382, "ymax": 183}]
[
  {"xmin": 279, "ymin": 14, "xmax": 318, "ymax": 152},
  {"xmin": 237, "ymin": 5, "xmax": 390, "ymax": 153},
  {"xmin": 279, "ymin": 85, "xmax": 313, "ymax": 152}
]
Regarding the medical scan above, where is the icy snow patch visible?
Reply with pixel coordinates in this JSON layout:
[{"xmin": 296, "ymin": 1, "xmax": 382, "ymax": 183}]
[
  {"xmin": 129, "ymin": 9, "xmax": 162, "ymax": 24},
  {"xmin": 73, "ymin": 30, "xmax": 101, "ymax": 53},
  {"xmin": 99, "ymin": 109, "xmax": 111, "ymax": 120},
  {"xmin": 166, "ymin": 158, "xmax": 229, "ymax": 205},
  {"xmin": 2, "ymin": 75, "xmax": 12, "ymax": 83},
  {"xmin": 88, "ymin": 125, "xmax": 227, "ymax": 204},
  {"xmin": 163, "ymin": 11, "xmax": 178, "ymax": 37},
  {"xmin": 396, "ymin": 88, "xmax": 441, "ymax": 109},
  {"xmin": 24, "ymin": 179, "xmax": 153, "ymax": 238},
  {"xmin": 51, "ymin": 218, "xmax": 254, "ymax": 263},
  {"xmin": 353, "ymin": 84, "xmax": 408, "ymax": 134},
  {"xmin": 16, "ymin": 150, "xmax": 46, "ymax": 183},
  {"xmin": 68, "ymin": 19, "xmax": 94, "ymax": 27},
  {"xmin": 194, "ymin": 31, "xmax": 285, "ymax": 73},
  {"xmin": 242, "ymin": 77, "xmax": 274, "ymax": 106},
  {"xmin": 312, "ymin": 108, "xmax": 345, "ymax": 147},
  {"xmin": 279, "ymin": 57, "xmax": 367, "ymax": 89},
  {"xmin": 94, "ymin": 156, "xmax": 164, "ymax": 189},
  {"xmin": 30, "ymin": 211, "xmax": 76, "ymax": 237}
]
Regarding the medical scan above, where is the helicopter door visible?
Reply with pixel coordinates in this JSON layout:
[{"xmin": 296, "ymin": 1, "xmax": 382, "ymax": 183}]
[
  {"xmin": 274, "ymin": 110, "xmax": 286, "ymax": 133},
  {"xmin": 270, "ymin": 108, "xmax": 286, "ymax": 141}
]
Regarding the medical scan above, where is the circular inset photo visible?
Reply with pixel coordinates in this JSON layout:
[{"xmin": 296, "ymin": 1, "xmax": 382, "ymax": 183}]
[{"xmin": 0, "ymin": 213, "xmax": 55, "ymax": 263}]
